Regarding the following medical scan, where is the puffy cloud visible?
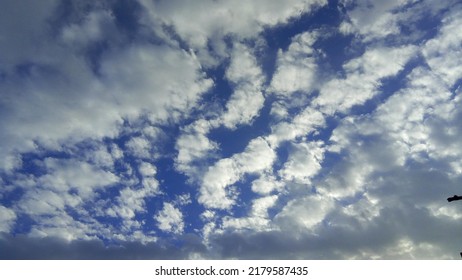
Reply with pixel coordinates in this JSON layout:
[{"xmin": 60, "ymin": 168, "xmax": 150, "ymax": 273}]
[
  {"xmin": 2, "ymin": 0, "xmax": 462, "ymax": 260},
  {"xmin": 107, "ymin": 182, "xmax": 159, "ymax": 220},
  {"xmin": 27, "ymin": 213, "xmax": 94, "ymax": 242},
  {"xmin": 125, "ymin": 137, "xmax": 152, "ymax": 159},
  {"xmin": 234, "ymin": 137, "xmax": 277, "ymax": 173},
  {"xmin": 305, "ymin": 63, "xmax": 462, "ymax": 258},
  {"xmin": 339, "ymin": 0, "xmax": 462, "ymax": 45},
  {"xmin": 422, "ymin": 9, "xmax": 462, "ymax": 86},
  {"xmin": 199, "ymin": 137, "xmax": 276, "ymax": 209},
  {"xmin": 106, "ymin": 161, "xmax": 159, "ymax": 221},
  {"xmin": 225, "ymin": 44, "xmax": 264, "ymax": 86},
  {"xmin": 251, "ymin": 174, "xmax": 283, "ymax": 195},
  {"xmin": 155, "ymin": 202, "xmax": 185, "ymax": 234},
  {"xmin": 223, "ymin": 88, "xmax": 264, "ymax": 128},
  {"xmin": 371, "ymin": 67, "xmax": 454, "ymax": 164},
  {"xmin": 268, "ymin": 31, "xmax": 319, "ymax": 96},
  {"xmin": 0, "ymin": 18, "xmax": 213, "ymax": 171},
  {"xmin": 139, "ymin": 0, "xmax": 328, "ymax": 64},
  {"xmin": 339, "ymin": 0, "xmax": 408, "ymax": 40},
  {"xmin": 175, "ymin": 193, "xmax": 192, "ymax": 206},
  {"xmin": 99, "ymin": 44, "xmax": 213, "ymax": 123},
  {"xmin": 20, "ymin": 189, "xmax": 69, "ymax": 216},
  {"xmin": 314, "ymin": 45, "xmax": 417, "ymax": 114},
  {"xmin": 175, "ymin": 119, "xmax": 219, "ymax": 180},
  {"xmin": 199, "ymin": 158, "xmax": 240, "ymax": 210},
  {"xmin": 138, "ymin": 162, "xmax": 157, "ymax": 177},
  {"xmin": 0, "ymin": 206, "xmax": 16, "ymax": 233},
  {"xmin": 37, "ymin": 158, "xmax": 118, "ymax": 199},
  {"xmin": 275, "ymin": 194, "xmax": 334, "ymax": 232},
  {"xmin": 220, "ymin": 44, "xmax": 265, "ymax": 129},
  {"xmin": 175, "ymin": 43, "xmax": 266, "ymax": 185},
  {"xmin": 10, "ymin": 158, "xmax": 121, "ymax": 240},
  {"xmin": 280, "ymin": 141, "xmax": 325, "ymax": 185},
  {"xmin": 83, "ymin": 143, "xmax": 116, "ymax": 169},
  {"xmin": 222, "ymin": 195, "xmax": 278, "ymax": 231},
  {"xmin": 266, "ymin": 107, "xmax": 326, "ymax": 146}
]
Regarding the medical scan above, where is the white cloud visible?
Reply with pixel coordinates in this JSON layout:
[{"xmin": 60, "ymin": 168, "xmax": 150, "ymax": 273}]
[
  {"xmin": 11, "ymin": 157, "xmax": 125, "ymax": 240},
  {"xmin": 327, "ymin": 65, "xmax": 461, "ymax": 180},
  {"xmin": 155, "ymin": 202, "xmax": 185, "ymax": 234},
  {"xmin": 27, "ymin": 213, "xmax": 97, "ymax": 242},
  {"xmin": 221, "ymin": 87, "xmax": 265, "ymax": 128},
  {"xmin": 175, "ymin": 193, "xmax": 192, "ymax": 206},
  {"xmin": 220, "ymin": 44, "xmax": 265, "ymax": 129},
  {"xmin": 221, "ymin": 217, "xmax": 270, "ymax": 232},
  {"xmin": 106, "ymin": 160, "xmax": 159, "ymax": 221},
  {"xmin": 422, "ymin": 9, "xmax": 462, "ymax": 87},
  {"xmin": 199, "ymin": 158, "xmax": 240, "ymax": 210},
  {"xmin": 251, "ymin": 174, "xmax": 283, "ymax": 195},
  {"xmin": 84, "ymin": 144, "xmax": 116, "ymax": 169},
  {"xmin": 339, "ymin": 0, "xmax": 410, "ymax": 40},
  {"xmin": 139, "ymin": 0, "xmax": 327, "ymax": 56},
  {"xmin": 268, "ymin": 31, "xmax": 318, "ymax": 96},
  {"xmin": 175, "ymin": 119, "xmax": 219, "ymax": 179},
  {"xmin": 275, "ymin": 194, "xmax": 334, "ymax": 232},
  {"xmin": 201, "ymin": 210, "xmax": 216, "ymax": 222},
  {"xmin": 371, "ymin": 67, "xmax": 453, "ymax": 162},
  {"xmin": 2, "ymin": 0, "xmax": 462, "ymax": 260},
  {"xmin": 314, "ymin": 45, "xmax": 417, "ymax": 114},
  {"xmin": 251, "ymin": 195, "xmax": 279, "ymax": 218},
  {"xmin": 10, "ymin": 155, "xmax": 158, "ymax": 242},
  {"xmin": 100, "ymin": 45, "xmax": 213, "ymax": 123},
  {"xmin": 234, "ymin": 137, "xmax": 276, "ymax": 173},
  {"xmin": 0, "ymin": 206, "xmax": 16, "ymax": 233},
  {"xmin": 199, "ymin": 137, "xmax": 276, "ymax": 209},
  {"xmin": 319, "ymin": 158, "xmax": 374, "ymax": 199},
  {"xmin": 0, "ymin": 37, "xmax": 213, "ymax": 173},
  {"xmin": 267, "ymin": 107, "xmax": 326, "ymax": 146},
  {"xmin": 174, "ymin": 44, "xmax": 267, "ymax": 183},
  {"xmin": 280, "ymin": 141, "xmax": 325, "ymax": 184},
  {"xmin": 225, "ymin": 44, "xmax": 264, "ymax": 86},
  {"xmin": 138, "ymin": 162, "xmax": 157, "ymax": 177},
  {"xmin": 107, "ymin": 183, "xmax": 159, "ymax": 220},
  {"xmin": 110, "ymin": 143, "xmax": 124, "ymax": 160},
  {"xmin": 303, "ymin": 61, "xmax": 462, "ymax": 258},
  {"xmin": 338, "ymin": 194, "xmax": 381, "ymax": 226},
  {"xmin": 339, "ymin": 0, "xmax": 462, "ymax": 45},
  {"xmin": 38, "ymin": 158, "xmax": 118, "ymax": 198},
  {"xmin": 222, "ymin": 195, "xmax": 278, "ymax": 231},
  {"xmin": 20, "ymin": 189, "xmax": 67, "ymax": 216}
]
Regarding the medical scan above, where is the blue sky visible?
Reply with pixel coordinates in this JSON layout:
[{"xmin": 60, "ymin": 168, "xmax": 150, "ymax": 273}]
[{"xmin": 1, "ymin": 0, "xmax": 462, "ymax": 259}]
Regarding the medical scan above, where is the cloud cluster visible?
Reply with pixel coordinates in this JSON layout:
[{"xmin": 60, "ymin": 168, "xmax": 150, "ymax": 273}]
[
  {"xmin": 1, "ymin": 0, "xmax": 462, "ymax": 260},
  {"xmin": 155, "ymin": 202, "xmax": 185, "ymax": 235}
]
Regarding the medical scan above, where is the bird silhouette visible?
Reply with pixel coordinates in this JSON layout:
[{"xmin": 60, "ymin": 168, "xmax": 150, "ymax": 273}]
[{"xmin": 447, "ymin": 195, "xmax": 462, "ymax": 202}]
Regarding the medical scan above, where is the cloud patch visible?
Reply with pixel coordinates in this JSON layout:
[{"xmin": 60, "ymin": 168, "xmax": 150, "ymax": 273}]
[{"xmin": 1, "ymin": 0, "xmax": 462, "ymax": 260}]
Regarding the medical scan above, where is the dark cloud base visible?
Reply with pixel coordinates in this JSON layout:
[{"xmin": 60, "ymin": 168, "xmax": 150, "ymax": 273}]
[{"xmin": 0, "ymin": 233, "xmax": 206, "ymax": 260}]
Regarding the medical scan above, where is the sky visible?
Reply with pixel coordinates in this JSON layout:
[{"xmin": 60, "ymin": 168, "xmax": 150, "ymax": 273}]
[{"xmin": 1, "ymin": 0, "xmax": 462, "ymax": 260}]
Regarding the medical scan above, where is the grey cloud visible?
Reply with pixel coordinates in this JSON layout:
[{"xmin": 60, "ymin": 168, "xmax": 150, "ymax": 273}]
[
  {"xmin": 0, "ymin": 233, "xmax": 206, "ymax": 260},
  {"xmin": 209, "ymin": 195, "xmax": 462, "ymax": 259}
]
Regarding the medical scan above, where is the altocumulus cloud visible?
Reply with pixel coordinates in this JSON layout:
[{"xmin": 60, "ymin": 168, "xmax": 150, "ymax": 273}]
[{"xmin": 1, "ymin": 0, "xmax": 462, "ymax": 259}]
